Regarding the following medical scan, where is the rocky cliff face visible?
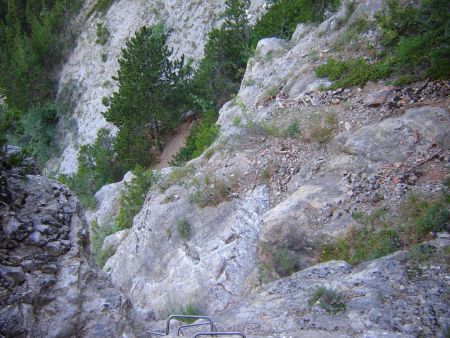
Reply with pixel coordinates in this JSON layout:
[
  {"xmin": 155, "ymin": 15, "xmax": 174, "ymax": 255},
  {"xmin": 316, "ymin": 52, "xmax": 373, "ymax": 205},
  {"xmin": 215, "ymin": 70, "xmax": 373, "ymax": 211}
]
[
  {"xmin": 0, "ymin": 157, "xmax": 140, "ymax": 337},
  {"xmin": 99, "ymin": 0, "xmax": 450, "ymax": 335},
  {"xmin": 52, "ymin": 0, "xmax": 267, "ymax": 174}
]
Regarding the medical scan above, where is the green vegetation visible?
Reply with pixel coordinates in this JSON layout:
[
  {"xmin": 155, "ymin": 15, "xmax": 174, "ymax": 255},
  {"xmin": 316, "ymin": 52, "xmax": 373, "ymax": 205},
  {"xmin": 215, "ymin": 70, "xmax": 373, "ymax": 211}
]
[
  {"xmin": 114, "ymin": 166, "xmax": 158, "ymax": 230},
  {"xmin": 190, "ymin": 177, "xmax": 231, "ymax": 208},
  {"xmin": 316, "ymin": 0, "xmax": 450, "ymax": 87},
  {"xmin": 319, "ymin": 192, "xmax": 449, "ymax": 265},
  {"xmin": 286, "ymin": 121, "xmax": 300, "ymax": 138},
  {"xmin": 273, "ymin": 247, "xmax": 298, "ymax": 277},
  {"xmin": 103, "ymin": 24, "xmax": 191, "ymax": 169},
  {"xmin": 95, "ymin": 23, "xmax": 110, "ymax": 45},
  {"xmin": 171, "ymin": 304, "xmax": 204, "ymax": 324},
  {"xmin": 91, "ymin": 220, "xmax": 117, "ymax": 267},
  {"xmin": 173, "ymin": 0, "xmax": 341, "ymax": 165},
  {"xmin": 0, "ymin": 0, "xmax": 83, "ymax": 169},
  {"xmin": 59, "ymin": 128, "xmax": 126, "ymax": 209},
  {"xmin": 18, "ymin": 104, "xmax": 59, "ymax": 166},
  {"xmin": 315, "ymin": 58, "xmax": 390, "ymax": 89},
  {"xmin": 251, "ymin": 0, "xmax": 340, "ymax": 44},
  {"xmin": 88, "ymin": 0, "xmax": 112, "ymax": 16},
  {"xmin": 309, "ymin": 287, "xmax": 346, "ymax": 315},
  {"xmin": 176, "ymin": 218, "xmax": 192, "ymax": 240},
  {"xmin": 169, "ymin": 110, "xmax": 219, "ymax": 166}
]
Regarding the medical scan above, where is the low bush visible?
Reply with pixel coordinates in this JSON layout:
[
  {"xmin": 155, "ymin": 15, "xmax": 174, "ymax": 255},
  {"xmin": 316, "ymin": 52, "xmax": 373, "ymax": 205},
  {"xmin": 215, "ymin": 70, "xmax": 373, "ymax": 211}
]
[
  {"xmin": 170, "ymin": 110, "xmax": 219, "ymax": 166},
  {"xmin": 91, "ymin": 220, "xmax": 118, "ymax": 267},
  {"xmin": 59, "ymin": 128, "xmax": 126, "ymax": 209},
  {"xmin": 318, "ymin": 0, "xmax": 450, "ymax": 88},
  {"xmin": 319, "ymin": 192, "xmax": 449, "ymax": 265},
  {"xmin": 95, "ymin": 23, "xmax": 110, "ymax": 45},
  {"xmin": 88, "ymin": 0, "xmax": 112, "ymax": 16},
  {"xmin": 176, "ymin": 218, "xmax": 192, "ymax": 240},
  {"xmin": 315, "ymin": 58, "xmax": 390, "ymax": 89},
  {"xmin": 190, "ymin": 177, "xmax": 230, "ymax": 208},
  {"xmin": 114, "ymin": 166, "xmax": 158, "ymax": 230},
  {"xmin": 250, "ymin": 0, "xmax": 339, "ymax": 45},
  {"xmin": 273, "ymin": 247, "xmax": 298, "ymax": 277},
  {"xmin": 309, "ymin": 287, "xmax": 346, "ymax": 315}
]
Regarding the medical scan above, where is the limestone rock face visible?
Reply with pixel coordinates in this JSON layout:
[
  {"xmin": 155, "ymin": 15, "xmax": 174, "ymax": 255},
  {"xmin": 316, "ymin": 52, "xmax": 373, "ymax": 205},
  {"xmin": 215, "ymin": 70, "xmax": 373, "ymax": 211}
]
[
  {"xmin": 259, "ymin": 106, "xmax": 450, "ymax": 270},
  {"xmin": 106, "ymin": 185, "xmax": 269, "ymax": 318},
  {"xmin": 216, "ymin": 237, "xmax": 450, "ymax": 337},
  {"xmin": 53, "ymin": 0, "xmax": 268, "ymax": 174},
  {"xmin": 0, "ymin": 159, "xmax": 137, "ymax": 337}
]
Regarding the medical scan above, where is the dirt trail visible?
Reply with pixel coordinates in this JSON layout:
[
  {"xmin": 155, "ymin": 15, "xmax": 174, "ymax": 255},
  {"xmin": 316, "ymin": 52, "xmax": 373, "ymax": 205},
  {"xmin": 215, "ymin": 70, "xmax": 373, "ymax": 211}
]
[{"xmin": 154, "ymin": 122, "xmax": 191, "ymax": 169}]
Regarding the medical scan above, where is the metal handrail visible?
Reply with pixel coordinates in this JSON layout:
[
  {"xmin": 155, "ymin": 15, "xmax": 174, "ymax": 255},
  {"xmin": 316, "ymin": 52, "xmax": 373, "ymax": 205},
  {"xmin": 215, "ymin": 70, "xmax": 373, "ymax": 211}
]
[
  {"xmin": 192, "ymin": 333, "xmax": 246, "ymax": 338},
  {"xmin": 177, "ymin": 322, "xmax": 216, "ymax": 336},
  {"xmin": 166, "ymin": 315, "xmax": 215, "ymax": 335}
]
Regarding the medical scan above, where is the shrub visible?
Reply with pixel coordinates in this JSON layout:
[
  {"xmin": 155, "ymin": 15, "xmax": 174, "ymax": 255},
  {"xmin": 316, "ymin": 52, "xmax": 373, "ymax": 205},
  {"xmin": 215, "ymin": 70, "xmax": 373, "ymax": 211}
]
[
  {"xmin": 101, "ymin": 96, "xmax": 110, "ymax": 106},
  {"xmin": 250, "ymin": 0, "xmax": 339, "ymax": 45},
  {"xmin": 170, "ymin": 304, "xmax": 204, "ymax": 324},
  {"xmin": 19, "ymin": 104, "xmax": 58, "ymax": 166},
  {"xmin": 114, "ymin": 166, "xmax": 158, "ymax": 230},
  {"xmin": 286, "ymin": 121, "xmax": 300, "ymax": 138},
  {"xmin": 95, "ymin": 23, "xmax": 110, "ymax": 45},
  {"xmin": 59, "ymin": 128, "xmax": 126, "ymax": 209},
  {"xmin": 309, "ymin": 287, "xmax": 346, "ymax": 315},
  {"xmin": 319, "ymin": 192, "xmax": 449, "ymax": 265},
  {"xmin": 170, "ymin": 110, "xmax": 219, "ymax": 166},
  {"xmin": 176, "ymin": 218, "xmax": 192, "ymax": 240},
  {"xmin": 400, "ymin": 193, "xmax": 450, "ymax": 240},
  {"xmin": 91, "ymin": 221, "xmax": 118, "ymax": 267},
  {"xmin": 315, "ymin": 58, "xmax": 391, "ymax": 89},
  {"xmin": 273, "ymin": 247, "xmax": 297, "ymax": 277},
  {"xmin": 103, "ymin": 25, "xmax": 191, "ymax": 169},
  {"xmin": 190, "ymin": 177, "xmax": 230, "ymax": 208},
  {"xmin": 88, "ymin": 0, "xmax": 112, "ymax": 16},
  {"xmin": 319, "ymin": 0, "xmax": 450, "ymax": 88}
]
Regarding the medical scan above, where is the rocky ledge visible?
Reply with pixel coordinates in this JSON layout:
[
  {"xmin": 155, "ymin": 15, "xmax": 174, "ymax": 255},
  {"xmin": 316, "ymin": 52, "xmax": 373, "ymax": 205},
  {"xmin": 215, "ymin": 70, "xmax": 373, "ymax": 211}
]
[{"xmin": 0, "ymin": 157, "xmax": 137, "ymax": 337}]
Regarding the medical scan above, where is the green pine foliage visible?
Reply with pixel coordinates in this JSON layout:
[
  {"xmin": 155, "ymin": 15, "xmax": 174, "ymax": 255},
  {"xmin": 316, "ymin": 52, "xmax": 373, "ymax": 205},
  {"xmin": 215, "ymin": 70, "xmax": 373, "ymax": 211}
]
[
  {"xmin": 114, "ymin": 166, "xmax": 158, "ymax": 230},
  {"xmin": 250, "ymin": 0, "xmax": 339, "ymax": 45},
  {"xmin": 19, "ymin": 103, "xmax": 59, "ymax": 166},
  {"xmin": 58, "ymin": 128, "xmax": 126, "ymax": 209},
  {"xmin": 103, "ymin": 25, "xmax": 191, "ymax": 169},
  {"xmin": 0, "ymin": 0, "xmax": 82, "ymax": 111},
  {"xmin": 316, "ymin": 0, "xmax": 450, "ymax": 88},
  {"xmin": 170, "ymin": 110, "xmax": 219, "ymax": 166}
]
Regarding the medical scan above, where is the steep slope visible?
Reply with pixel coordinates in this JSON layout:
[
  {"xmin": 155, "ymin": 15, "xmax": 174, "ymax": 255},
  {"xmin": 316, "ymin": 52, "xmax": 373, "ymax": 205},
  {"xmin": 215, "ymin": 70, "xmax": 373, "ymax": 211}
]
[
  {"xmin": 53, "ymin": 0, "xmax": 267, "ymax": 174},
  {"xmin": 100, "ymin": 0, "xmax": 449, "ymax": 334},
  {"xmin": 0, "ymin": 156, "xmax": 141, "ymax": 337}
]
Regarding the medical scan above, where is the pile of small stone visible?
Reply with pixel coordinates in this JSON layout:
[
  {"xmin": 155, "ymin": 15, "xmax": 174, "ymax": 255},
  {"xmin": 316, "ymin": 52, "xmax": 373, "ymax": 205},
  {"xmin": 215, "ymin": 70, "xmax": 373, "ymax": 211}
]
[{"xmin": 367, "ymin": 80, "xmax": 450, "ymax": 109}]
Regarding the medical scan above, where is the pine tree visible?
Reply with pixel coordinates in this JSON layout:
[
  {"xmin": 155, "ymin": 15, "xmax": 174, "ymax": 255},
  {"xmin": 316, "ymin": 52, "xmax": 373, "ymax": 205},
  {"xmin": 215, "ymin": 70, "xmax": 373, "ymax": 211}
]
[{"xmin": 103, "ymin": 25, "xmax": 189, "ymax": 169}]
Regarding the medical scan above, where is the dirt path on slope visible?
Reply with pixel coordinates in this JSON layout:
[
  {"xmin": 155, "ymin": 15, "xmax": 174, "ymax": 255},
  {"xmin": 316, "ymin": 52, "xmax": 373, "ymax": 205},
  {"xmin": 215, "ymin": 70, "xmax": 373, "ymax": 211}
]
[{"xmin": 154, "ymin": 121, "xmax": 191, "ymax": 170}]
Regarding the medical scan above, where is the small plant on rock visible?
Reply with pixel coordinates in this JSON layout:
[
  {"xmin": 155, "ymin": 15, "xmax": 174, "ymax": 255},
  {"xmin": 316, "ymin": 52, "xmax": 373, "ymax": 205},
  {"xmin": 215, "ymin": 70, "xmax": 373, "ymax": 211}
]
[
  {"xmin": 176, "ymin": 218, "xmax": 191, "ymax": 240},
  {"xmin": 95, "ymin": 23, "xmax": 110, "ymax": 45},
  {"xmin": 309, "ymin": 287, "xmax": 346, "ymax": 315}
]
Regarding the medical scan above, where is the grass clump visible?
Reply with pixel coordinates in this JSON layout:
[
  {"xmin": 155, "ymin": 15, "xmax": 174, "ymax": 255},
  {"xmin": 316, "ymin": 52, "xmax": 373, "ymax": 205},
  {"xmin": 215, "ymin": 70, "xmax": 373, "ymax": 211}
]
[
  {"xmin": 176, "ymin": 218, "xmax": 192, "ymax": 240},
  {"xmin": 190, "ymin": 177, "xmax": 231, "ymax": 208},
  {"xmin": 91, "ymin": 221, "xmax": 118, "ymax": 268},
  {"xmin": 114, "ymin": 166, "xmax": 158, "ymax": 230},
  {"xmin": 273, "ymin": 247, "xmax": 298, "ymax": 277},
  {"xmin": 88, "ymin": 0, "xmax": 112, "ymax": 16},
  {"xmin": 171, "ymin": 304, "xmax": 204, "ymax": 324},
  {"xmin": 309, "ymin": 287, "xmax": 346, "ymax": 315},
  {"xmin": 319, "ymin": 192, "xmax": 449, "ymax": 265},
  {"xmin": 95, "ymin": 23, "xmax": 110, "ymax": 45},
  {"xmin": 315, "ymin": 58, "xmax": 390, "ymax": 89},
  {"xmin": 170, "ymin": 110, "xmax": 219, "ymax": 166},
  {"xmin": 58, "ymin": 128, "xmax": 126, "ymax": 209},
  {"xmin": 286, "ymin": 121, "xmax": 300, "ymax": 138},
  {"xmin": 316, "ymin": 0, "xmax": 450, "ymax": 88}
]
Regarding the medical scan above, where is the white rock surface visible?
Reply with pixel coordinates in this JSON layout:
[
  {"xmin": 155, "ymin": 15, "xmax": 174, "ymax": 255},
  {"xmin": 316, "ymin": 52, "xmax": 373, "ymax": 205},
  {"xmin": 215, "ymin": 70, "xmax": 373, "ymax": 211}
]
[{"xmin": 54, "ymin": 0, "xmax": 267, "ymax": 174}]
